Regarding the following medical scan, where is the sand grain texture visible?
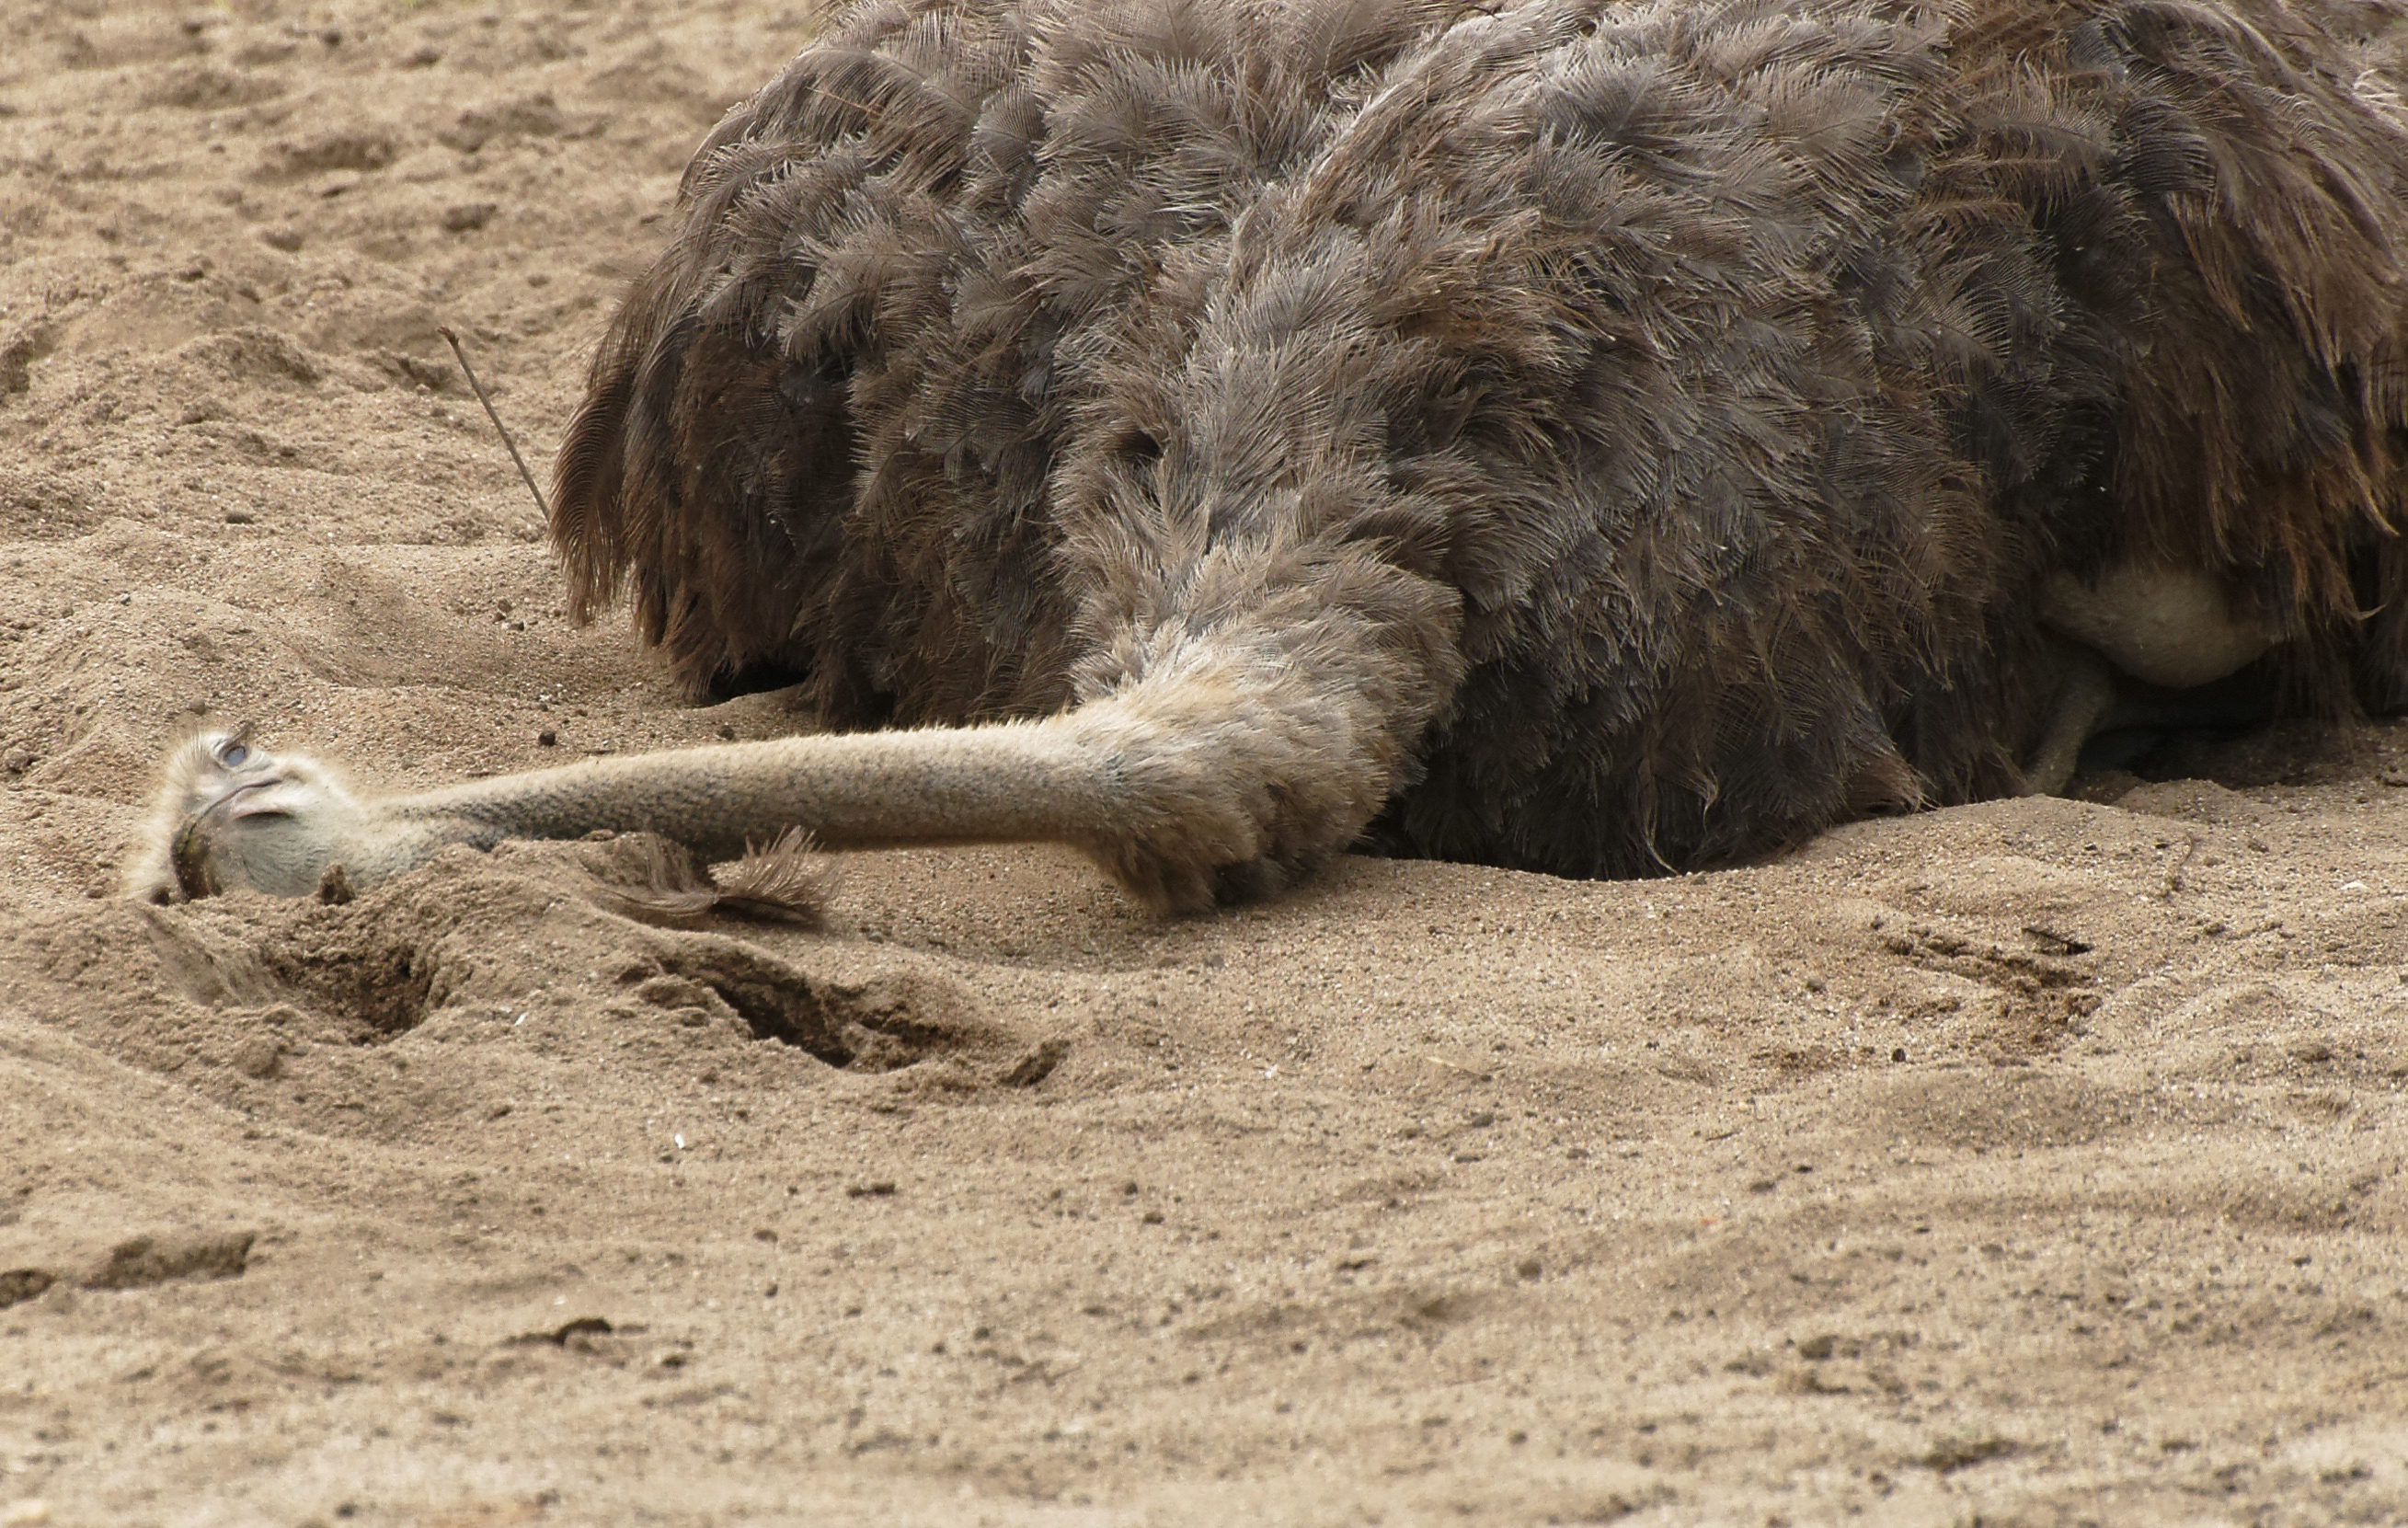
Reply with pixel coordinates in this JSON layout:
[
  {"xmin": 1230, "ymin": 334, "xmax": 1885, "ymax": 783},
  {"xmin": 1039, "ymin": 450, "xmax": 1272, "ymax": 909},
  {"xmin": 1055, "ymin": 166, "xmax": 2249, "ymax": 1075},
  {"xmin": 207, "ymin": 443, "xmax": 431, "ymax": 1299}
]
[{"xmin": 3, "ymin": 3, "xmax": 2408, "ymax": 1524}]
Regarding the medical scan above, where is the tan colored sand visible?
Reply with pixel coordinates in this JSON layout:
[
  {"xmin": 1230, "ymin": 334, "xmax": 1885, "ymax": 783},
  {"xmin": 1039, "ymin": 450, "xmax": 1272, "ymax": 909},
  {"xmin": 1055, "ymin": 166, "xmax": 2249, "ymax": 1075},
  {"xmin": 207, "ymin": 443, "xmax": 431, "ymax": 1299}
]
[{"xmin": 4, "ymin": 3, "xmax": 2407, "ymax": 1524}]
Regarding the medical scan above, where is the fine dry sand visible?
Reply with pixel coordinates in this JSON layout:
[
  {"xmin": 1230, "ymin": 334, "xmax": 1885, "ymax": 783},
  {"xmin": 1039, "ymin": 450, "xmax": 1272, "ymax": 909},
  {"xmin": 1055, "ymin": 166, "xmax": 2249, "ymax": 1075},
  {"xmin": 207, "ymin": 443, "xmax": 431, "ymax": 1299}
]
[{"xmin": 4, "ymin": 3, "xmax": 2408, "ymax": 1524}]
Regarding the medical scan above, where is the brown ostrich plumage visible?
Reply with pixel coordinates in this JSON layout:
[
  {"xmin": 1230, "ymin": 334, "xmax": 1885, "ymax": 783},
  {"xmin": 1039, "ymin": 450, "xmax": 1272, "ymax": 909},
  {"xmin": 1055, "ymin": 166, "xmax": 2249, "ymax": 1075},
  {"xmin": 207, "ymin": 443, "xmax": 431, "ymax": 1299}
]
[{"xmin": 553, "ymin": 0, "xmax": 2408, "ymax": 880}]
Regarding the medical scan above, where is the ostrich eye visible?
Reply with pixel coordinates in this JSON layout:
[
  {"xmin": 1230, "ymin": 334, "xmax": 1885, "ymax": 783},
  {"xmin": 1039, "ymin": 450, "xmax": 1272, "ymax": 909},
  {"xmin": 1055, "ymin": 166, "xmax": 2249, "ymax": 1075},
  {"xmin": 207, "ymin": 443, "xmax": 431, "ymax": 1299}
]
[{"xmin": 220, "ymin": 743, "xmax": 249, "ymax": 767}]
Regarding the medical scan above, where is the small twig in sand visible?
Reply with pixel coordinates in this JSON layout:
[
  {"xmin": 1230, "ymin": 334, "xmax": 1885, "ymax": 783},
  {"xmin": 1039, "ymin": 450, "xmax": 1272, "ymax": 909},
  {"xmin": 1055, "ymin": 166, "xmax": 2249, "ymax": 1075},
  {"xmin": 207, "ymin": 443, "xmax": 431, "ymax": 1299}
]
[
  {"xmin": 438, "ymin": 325, "xmax": 551, "ymax": 523},
  {"xmin": 2161, "ymin": 833, "xmax": 2200, "ymax": 899}
]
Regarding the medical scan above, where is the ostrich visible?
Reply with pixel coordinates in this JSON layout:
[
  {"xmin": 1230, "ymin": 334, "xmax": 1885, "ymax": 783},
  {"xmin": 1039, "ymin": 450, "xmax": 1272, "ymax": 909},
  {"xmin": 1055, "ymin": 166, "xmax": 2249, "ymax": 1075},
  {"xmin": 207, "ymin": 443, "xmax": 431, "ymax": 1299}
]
[{"xmin": 133, "ymin": 0, "xmax": 2408, "ymax": 913}]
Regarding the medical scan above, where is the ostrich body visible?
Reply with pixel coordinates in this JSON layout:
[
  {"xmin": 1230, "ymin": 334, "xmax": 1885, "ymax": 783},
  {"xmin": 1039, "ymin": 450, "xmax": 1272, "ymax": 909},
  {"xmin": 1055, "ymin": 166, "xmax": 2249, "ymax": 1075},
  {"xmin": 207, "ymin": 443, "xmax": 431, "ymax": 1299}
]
[{"xmin": 137, "ymin": 0, "xmax": 2408, "ymax": 912}]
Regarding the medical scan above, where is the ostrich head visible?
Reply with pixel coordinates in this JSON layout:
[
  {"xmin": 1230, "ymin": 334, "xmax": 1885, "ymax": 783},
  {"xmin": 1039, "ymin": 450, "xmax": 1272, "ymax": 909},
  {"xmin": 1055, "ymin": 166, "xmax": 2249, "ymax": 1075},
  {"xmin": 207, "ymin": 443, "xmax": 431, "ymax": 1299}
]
[{"xmin": 129, "ymin": 729, "xmax": 367, "ymax": 902}]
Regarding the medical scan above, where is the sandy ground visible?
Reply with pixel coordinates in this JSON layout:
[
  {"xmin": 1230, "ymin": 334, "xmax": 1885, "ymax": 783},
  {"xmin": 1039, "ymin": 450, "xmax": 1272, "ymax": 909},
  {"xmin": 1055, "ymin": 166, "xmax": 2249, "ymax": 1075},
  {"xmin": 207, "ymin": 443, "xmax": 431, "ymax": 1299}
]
[{"xmin": 4, "ymin": 3, "xmax": 2408, "ymax": 1524}]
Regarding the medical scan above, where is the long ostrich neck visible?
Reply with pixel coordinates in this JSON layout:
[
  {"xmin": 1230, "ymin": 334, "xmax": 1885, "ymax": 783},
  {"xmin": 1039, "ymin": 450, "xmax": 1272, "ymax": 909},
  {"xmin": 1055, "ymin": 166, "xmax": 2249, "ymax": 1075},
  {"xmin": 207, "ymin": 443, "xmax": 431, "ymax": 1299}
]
[
  {"xmin": 357, "ymin": 532, "xmax": 1462, "ymax": 910},
  {"xmin": 391, "ymin": 724, "xmax": 1104, "ymax": 862}
]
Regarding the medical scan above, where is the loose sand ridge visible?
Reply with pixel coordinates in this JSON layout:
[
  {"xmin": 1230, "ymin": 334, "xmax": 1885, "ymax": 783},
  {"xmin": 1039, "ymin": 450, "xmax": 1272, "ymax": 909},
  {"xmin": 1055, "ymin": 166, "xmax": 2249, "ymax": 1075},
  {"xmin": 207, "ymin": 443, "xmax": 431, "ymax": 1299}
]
[{"xmin": 4, "ymin": 3, "xmax": 2408, "ymax": 1524}]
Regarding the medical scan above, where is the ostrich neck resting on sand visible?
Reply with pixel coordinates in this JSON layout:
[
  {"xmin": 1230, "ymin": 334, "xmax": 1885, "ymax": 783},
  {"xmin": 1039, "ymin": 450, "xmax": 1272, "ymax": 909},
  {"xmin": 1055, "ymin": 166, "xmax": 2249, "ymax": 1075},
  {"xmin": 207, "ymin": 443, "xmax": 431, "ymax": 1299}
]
[
  {"xmin": 142, "ymin": 610, "xmax": 1423, "ymax": 913},
  {"xmin": 129, "ymin": 0, "xmax": 2408, "ymax": 913}
]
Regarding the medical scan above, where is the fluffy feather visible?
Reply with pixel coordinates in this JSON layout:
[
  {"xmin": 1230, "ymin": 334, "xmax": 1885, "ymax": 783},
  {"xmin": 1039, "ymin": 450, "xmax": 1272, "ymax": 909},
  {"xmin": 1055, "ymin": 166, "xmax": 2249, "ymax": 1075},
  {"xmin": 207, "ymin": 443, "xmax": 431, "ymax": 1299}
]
[{"xmin": 551, "ymin": 0, "xmax": 2408, "ymax": 883}]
